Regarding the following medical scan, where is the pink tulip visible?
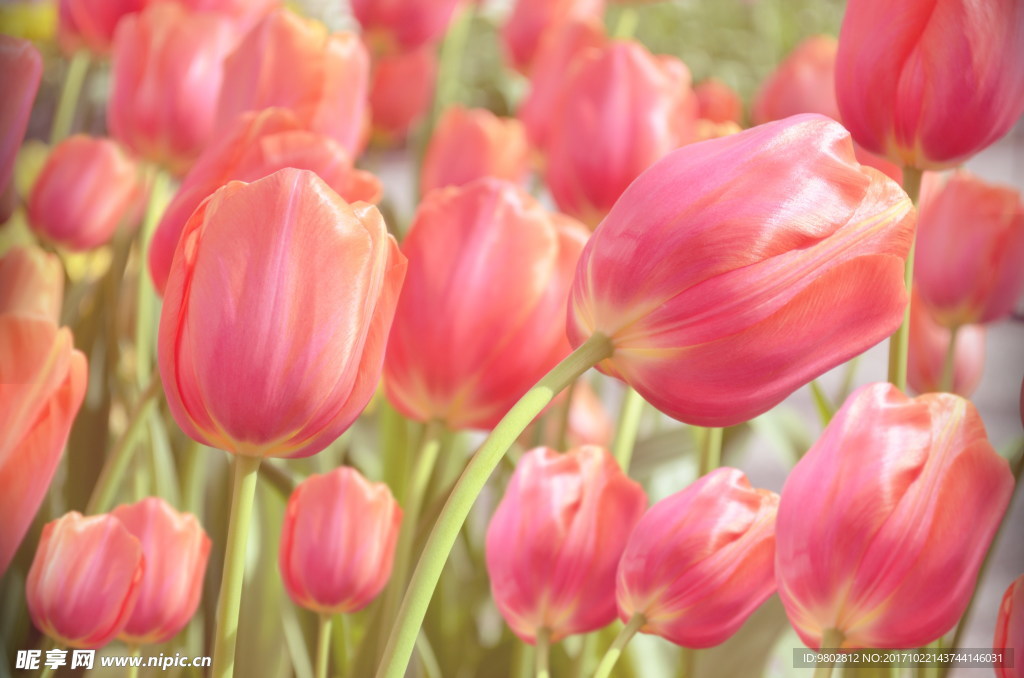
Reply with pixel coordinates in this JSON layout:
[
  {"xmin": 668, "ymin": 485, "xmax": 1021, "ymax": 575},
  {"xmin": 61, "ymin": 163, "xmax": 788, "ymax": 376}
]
[
  {"xmin": 485, "ymin": 446, "xmax": 647, "ymax": 642},
  {"xmin": 544, "ymin": 40, "xmax": 698, "ymax": 226},
  {"xmin": 835, "ymin": 0, "xmax": 1024, "ymax": 169},
  {"xmin": 0, "ymin": 247, "xmax": 64, "ymax": 322},
  {"xmin": 27, "ymin": 135, "xmax": 144, "ymax": 251},
  {"xmin": 175, "ymin": 0, "xmax": 279, "ymax": 32},
  {"xmin": 695, "ymin": 78, "xmax": 743, "ymax": 124},
  {"xmin": 914, "ymin": 171, "xmax": 1024, "ymax": 326},
  {"xmin": 995, "ymin": 574, "xmax": 1024, "ymax": 678},
  {"xmin": 27, "ymin": 512, "xmax": 144, "ymax": 649},
  {"xmin": 421, "ymin": 107, "xmax": 531, "ymax": 195},
  {"xmin": 776, "ymin": 383, "xmax": 1014, "ymax": 649},
  {"xmin": 907, "ymin": 294, "xmax": 985, "ymax": 396},
  {"xmin": 279, "ymin": 467, "xmax": 402, "ymax": 614},
  {"xmin": 384, "ymin": 179, "xmax": 587, "ymax": 431},
  {"xmin": 368, "ymin": 45, "xmax": 438, "ymax": 144},
  {"xmin": 753, "ymin": 35, "xmax": 840, "ymax": 124},
  {"xmin": 58, "ymin": 0, "xmax": 145, "ymax": 55},
  {"xmin": 216, "ymin": 8, "xmax": 370, "ymax": 157},
  {"xmin": 111, "ymin": 498, "xmax": 210, "ymax": 645},
  {"xmin": 0, "ymin": 317, "xmax": 87, "ymax": 574},
  {"xmin": 501, "ymin": 0, "xmax": 604, "ymax": 74},
  {"xmin": 108, "ymin": 3, "xmax": 239, "ymax": 175},
  {"xmin": 158, "ymin": 168, "xmax": 405, "ymax": 458},
  {"xmin": 617, "ymin": 468, "xmax": 778, "ymax": 647},
  {"xmin": 568, "ymin": 114, "xmax": 914, "ymax": 427},
  {"xmin": 148, "ymin": 108, "xmax": 382, "ymax": 295},
  {"xmin": 0, "ymin": 36, "xmax": 41, "ymax": 222},
  {"xmin": 352, "ymin": 0, "xmax": 462, "ymax": 53}
]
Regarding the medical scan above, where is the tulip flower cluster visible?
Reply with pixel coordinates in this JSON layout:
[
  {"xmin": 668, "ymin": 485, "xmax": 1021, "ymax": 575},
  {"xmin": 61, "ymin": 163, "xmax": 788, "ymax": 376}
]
[{"xmin": 1, "ymin": 1, "xmax": 1022, "ymax": 678}]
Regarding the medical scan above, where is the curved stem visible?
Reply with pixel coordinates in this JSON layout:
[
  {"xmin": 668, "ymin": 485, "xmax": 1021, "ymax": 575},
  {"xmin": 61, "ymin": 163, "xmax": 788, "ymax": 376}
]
[
  {"xmin": 887, "ymin": 166, "xmax": 923, "ymax": 391},
  {"xmin": 211, "ymin": 455, "xmax": 262, "ymax": 678},
  {"xmin": 535, "ymin": 628, "xmax": 552, "ymax": 678},
  {"xmin": 592, "ymin": 614, "xmax": 646, "ymax": 678},
  {"xmin": 85, "ymin": 378, "xmax": 162, "ymax": 514},
  {"xmin": 375, "ymin": 334, "xmax": 614, "ymax": 678},
  {"xmin": 611, "ymin": 388, "xmax": 645, "ymax": 472},
  {"xmin": 813, "ymin": 628, "xmax": 846, "ymax": 678},
  {"xmin": 50, "ymin": 50, "xmax": 90, "ymax": 144},
  {"xmin": 698, "ymin": 427, "xmax": 723, "ymax": 476},
  {"xmin": 316, "ymin": 614, "xmax": 333, "ymax": 678},
  {"xmin": 135, "ymin": 169, "xmax": 173, "ymax": 388},
  {"xmin": 939, "ymin": 325, "xmax": 960, "ymax": 393}
]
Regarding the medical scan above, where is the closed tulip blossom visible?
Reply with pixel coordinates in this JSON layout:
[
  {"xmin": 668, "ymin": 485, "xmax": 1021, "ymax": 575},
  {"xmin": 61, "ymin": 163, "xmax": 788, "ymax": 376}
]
[
  {"xmin": 421, "ymin": 107, "xmax": 531, "ymax": 195},
  {"xmin": 776, "ymin": 383, "xmax": 1014, "ymax": 649},
  {"xmin": 545, "ymin": 40, "xmax": 698, "ymax": 226},
  {"xmin": 368, "ymin": 45, "xmax": 438, "ymax": 144},
  {"xmin": 215, "ymin": 9, "xmax": 370, "ymax": 157},
  {"xmin": 501, "ymin": 0, "xmax": 604, "ymax": 74},
  {"xmin": 0, "ymin": 246, "xmax": 63, "ymax": 322},
  {"xmin": 58, "ymin": 0, "xmax": 145, "ymax": 55},
  {"xmin": 27, "ymin": 135, "xmax": 144, "ymax": 251},
  {"xmin": 914, "ymin": 171, "xmax": 1024, "ymax": 326},
  {"xmin": 907, "ymin": 294, "xmax": 985, "ymax": 396},
  {"xmin": 108, "ymin": 4, "xmax": 239, "ymax": 175},
  {"xmin": 995, "ymin": 575, "xmax": 1024, "ymax": 678},
  {"xmin": 27, "ymin": 512, "xmax": 144, "ymax": 648},
  {"xmin": 0, "ymin": 36, "xmax": 41, "ymax": 221},
  {"xmin": 617, "ymin": 468, "xmax": 778, "ymax": 647},
  {"xmin": 836, "ymin": 0, "xmax": 1024, "ymax": 169},
  {"xmin": 111, "ymin": 498, "xmax": 211, "ymax": 645},
  {"xmin": 279, "ymin": 467, "xmax": 402, "ymax": 614},
  {"xmin": 352, "ymin": 0, "xmax": 462, "ymax": 53},
  {"xmin": 384, "ymin": 178, "xmax": 587, "ymax": 431},
  {"xmin": 567, "ymin": 114, "xmax": 914, "ymax": 427},
  {"xmin": 158, "ymin": 168, "xmax": 405, "ymax": 458},
  {"xmin": 695, "ymin": 78, "xmax": 743, "ymax": 125},
  {"xmin": 148, "ymin": 108, "xmax": 382, "ymax": 295},
  {"xmin": 485, "ymin": 446, "xmax": 647, "ymax": 643}
]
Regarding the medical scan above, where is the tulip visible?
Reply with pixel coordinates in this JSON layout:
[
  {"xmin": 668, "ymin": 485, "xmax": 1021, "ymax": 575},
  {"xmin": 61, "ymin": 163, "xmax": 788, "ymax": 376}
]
[
  {"xmin": 835, "ymin": 0, "xmax": 1024, "ymax": 169},
  {"xmin": 485, "ymin": 446, "xmax": 647, "ymax": 642},
  {"xmin": 914, "ymin": 171, "xmax": 1024, "ymax": 326},
  {"xmin": 567, "ymin": 114, "xmax": 915, "ymax": 427},
  {"xmin": 0, "ymin": 246, "xmax": 63, "ymax": 322},
  {"xmin": 544, "ymin": 40, "xmax": 698, "ymax": 226},
  {"xmin": 0, "ymin": 316, "xmax": 87, "ymax": 574},
  {"xmin": 695, "ymin": 78, "xmax": 743, "ymax": 124},
  {"xmin": 617, "ymin": 468, "xmax": 778, "ymax": 647},
  {"xmin": 907, "ymin": 294, "xmax": 985, "ymax": 396},
  {"xmin": 27, "ymin": 135, "xmax": 144, "ymax": 251},
  {"xmin": 995, "ymin": 574, "xmax": 1024, "ymax": 678},
  {"xmin": 110, "ymin": 498, "xmax": 210, "ymax": 645},
  {"xmin": 148, "ymin": 108, "xmax": 382, "ymax": 295},
  {"xmin": 158, "ymin": 168, "xmax": 405, "ymax": 458},
  {"xmin": 368, "ymin": 45, "xmax": 438, "ymax": 145},
  {"xmin": 501, "ymin": 0, "xmax": 604, "ymax": 74},
  {"xmin": 421, "ymin": 107, "xmax": 531, "ymax": 195},
  {"xmin": 776, "ymin": 383, "xmax": 1014, "ymax": 649},
  {"xmin": 215, "ymin": 8, "xmax": 370, "ymax": 157},
  {"xmin": 0, "ymin": 36, "xmax": 41, "ymax": 222},
  {"xmin": 352, "ymin": 0, "xmax": 461, "ymax": 53},
  {"xmin": 383, "ymin": 178, "xmax": 586, "ymax": 430},
  {"xmin": 58, "ymin": 0, "xmax": 145, "ymax": 55},
  {"xmin": 175, "ymin": 0, "xmax": 278, "ymax": 31},
  {"xmin": 108, "ymin": 3, "xmax": 239, "ymax": 175},
  {"xmin": 26, "ymin": 512, "xmax": 144, "ymax": 648},
  {"xmin": 279, "ymin": 467, "xmax": 402, "ymax": 614}
]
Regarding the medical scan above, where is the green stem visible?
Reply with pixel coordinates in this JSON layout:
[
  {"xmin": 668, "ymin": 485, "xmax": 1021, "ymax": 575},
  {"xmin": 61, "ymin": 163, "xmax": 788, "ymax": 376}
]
[
  {"xmin": 211, "ymin": 455, "xmax": 262, "ymax": 678},
  {"xmin": 809, "ymin": 380, "xmax": 835, "ymax": 426},
  {"xmin": 611, "ymin": 388, "xmax": 645, "ymax": 472},
  {"xmin": 50, "ymin": 50, "xmax": 90, "ymax": 144},
  {"xmin": 375, "ymin": 334, "xmax": 614, "ymax": 678},
  {"xmin": 85, "ymin": 378, "xmax": 162, "ymax": 514},
  {"xmin": 135, "ymin": 168, "xmax": 172, "ymax": 388},
  {"xmin": 612, "ymin": 7, "xmax": 639, "ymax": 39},
  {"xmin": 554, "ymin": 379, "xmax": 578, "ymax": 450},
  {"xmin": 316, "ymin": 614, "xmax": 333, "ymax": 678},
  {"xmin": 39, "ymin": 665, "xmax": 55, "ymax": 678},
  {"xmin": 698, "ymin": 427, "xmax": 723, "ymax": 476},
  {"xmin": 813, "ymin": 628, "xmax": 846, "ymax": 678},
  {"xmin": 939, "ymin": 325, "xmax": 960, "ymax": 393},
  {"xmin": 887, "ymin": 166, "xmax": 923, "ymax": 391},
  {"xmin": 535, "ymin": 628, "xmax": 552, "ymax": 678},
  {"xmin": 676, "ymin": 647, "xmax": 695, "ymax": 678},
  {"xmin": 127, "ymin": 646, "xmax": 141, "ymax": 678},
  {"xmin": 592, "ymin": 614, "xmax": 646, "ymax": 678}
]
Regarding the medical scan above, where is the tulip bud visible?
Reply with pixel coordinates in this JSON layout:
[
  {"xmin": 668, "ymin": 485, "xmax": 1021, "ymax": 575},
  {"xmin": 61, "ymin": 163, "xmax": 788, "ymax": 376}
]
[
  {"xmin": 148, "ymin": 108, "xmax": 382, "ymax": 296},
  {"xmin": 0, "ymin": 36, "xmax": 41, "ymax": 223},
  {"xmin": 835, "ymin": 0, "xmax": 1024, "ymax": 169},
  {"xmin": 368, "ymin": 45, "xmax": 438, "ymax": 145},
  {"xmin": 58, "ymin": 0, "xmax": 145, "ymax": 55},
  {"xmin": 0, "ymin": 246, "xmax": 63, "ymax": 322},
  {"xmin": 384, "ymin": 178, "xmax": 586, "ymax": 431},
  {"xmin": 617, "ymin": 468, "xmax": 778, "ymax": 647},
  {"xmin": 753, "ymin": 35, "xmax": 840, "ymax": 124},
  {"xmin": 545, "ymin": 40, "xmax": 698, "ymax": 226},
  {"xmin": 421, "ymin": 107, "xmax": 530, "ymax": 195},
  {"xmin": 776, "ymin": 383, "xmax": 1014, "ymax": 649},
  {"xmin": 108, "ymin": 4, "xmax": 239, "ymax": 175},
  {"xmin": 0, "ymin": 317, "xmax": 87, "ymax": 574},
  {"xmin": 485, "ymin": 446, "xmax": 647, "ymax": 642},
  {"xmin": 111, "ymin": 498, "xmax": 211, "ymax": 645},
  {"xmin": 279, "ymin": 467, "xmax": 402, "ymax": 614},
  {"xmin": 27, "ymin": 136, "xmax": 144, "ymax": 251},
  {"xmin": 158, "ymin": 168, "xmax": 406, "ymax": 458},
  {"xmin": 995, "ymin": 574, "xmax": 1024, "ymax": 678},
  {"xmin": 907, "ymin": 294, "xmax": 985, "ymax": 396},
  {"xmin": 695, "ymin": 78, "xmax": 743, "ymax": 125},
  {"xmin": 501, "ymin": 0, "xmax": 603, "ymax": 74},
  {"xmin": 216, "ymin": 9, "xmax": 370, "ymax": 158},
  {"xmin": 914, "ymin": 171, "xmax": 1024, "ymax": 326},
  {"xmin": 567, "ymin": 114, "xmax": 914, "ymax": 427},
  {"xmin": 352, "ymin": 0, "xmax": 462, "ymax": 53},
  {"xmin": 27, "ymin": 512, "xmax": 144, "ymax": 648}
]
